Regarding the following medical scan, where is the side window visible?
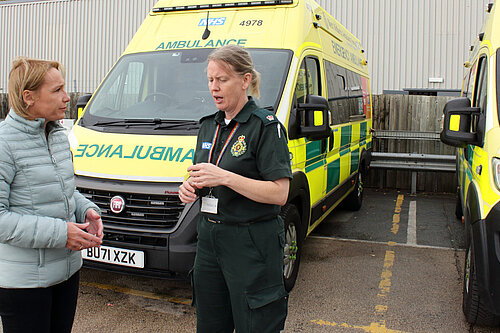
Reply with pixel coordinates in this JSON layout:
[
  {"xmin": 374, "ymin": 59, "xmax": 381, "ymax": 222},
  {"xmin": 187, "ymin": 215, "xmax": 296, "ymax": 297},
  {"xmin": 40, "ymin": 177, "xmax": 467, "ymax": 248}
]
[
  {"xmin": 305, "ymin": 57, "xmax": 321, "ymax": 96},
  {"xmin": 470, "ymin": 56, "xmax": 487, "ymax": 140},
  {"xmin": 474, "ymin": 56, "xmax": 488, "ymax": 112},
  {"xmin": 325, "ymin": 60, "xmax": 356, "ymax": 125},
  {"xmin": 295, "ymin": 57, "xmax": 321, "ymax": 105},
  {"xmin": 295, "ymin": 61, "xmax": 308, "ymax": 105},
  {"xmin": 346, "ymin": 70, "xmax": 364, "ymax": 118}
]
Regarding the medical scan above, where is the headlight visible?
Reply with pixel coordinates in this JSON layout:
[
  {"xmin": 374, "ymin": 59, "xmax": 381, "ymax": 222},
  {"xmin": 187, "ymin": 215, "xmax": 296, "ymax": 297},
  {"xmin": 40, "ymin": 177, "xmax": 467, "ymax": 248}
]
[{"xmin": 493, "ymin": 158, "xmax": 500, "ymax": 191}]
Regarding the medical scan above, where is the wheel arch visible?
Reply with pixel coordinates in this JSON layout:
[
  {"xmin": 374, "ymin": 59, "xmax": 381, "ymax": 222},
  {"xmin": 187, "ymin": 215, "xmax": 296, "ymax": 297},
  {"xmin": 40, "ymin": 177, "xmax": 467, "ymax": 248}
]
[
  {"xmin": 286, "ymin": 171, "xmax": 311, "ymax": 240},
  {"xmin": 360, "ymin": 147, "xmax": 371, "ymax": 171},
  {"xmin": 466, "ymin": 183, "xmax": 482, "ymax": 224}
]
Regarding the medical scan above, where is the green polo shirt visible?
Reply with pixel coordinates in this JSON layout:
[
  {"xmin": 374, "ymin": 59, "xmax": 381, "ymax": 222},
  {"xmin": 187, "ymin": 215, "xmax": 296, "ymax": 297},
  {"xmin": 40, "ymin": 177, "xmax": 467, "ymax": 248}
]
[{"xmin": 194, "ymin": 98, "xmax": 292, "ymax": 224}]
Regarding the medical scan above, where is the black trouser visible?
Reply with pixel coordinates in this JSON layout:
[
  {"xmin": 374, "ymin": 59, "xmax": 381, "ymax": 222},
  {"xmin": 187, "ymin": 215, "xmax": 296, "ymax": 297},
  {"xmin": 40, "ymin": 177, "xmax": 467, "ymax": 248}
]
[
  {"xmin": 0, "ymin": 271, "xmax": 80, "ymax": 333},
  {"xmin": 193, "ymin": 216, "xmax": 288, "ymax": 333}
]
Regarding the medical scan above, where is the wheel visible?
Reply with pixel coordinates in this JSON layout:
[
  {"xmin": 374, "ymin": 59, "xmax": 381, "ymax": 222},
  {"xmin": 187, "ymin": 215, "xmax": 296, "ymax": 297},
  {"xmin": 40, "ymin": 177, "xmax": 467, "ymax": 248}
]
[
  {"xmin": 462, "ymin": 211, "xmax": 500, "ymax": 326},
  {"xmin": 344, "ymin": 165, "xmax": 365, "ymax": 211},
  {"xmin": 280, "ymin": 204, "xmax": 303, "ymax": 292},
  {"xmin": 144, "ymin": 92, "xmax": 172, "ymax": 104},
  {"xmin": 455, "ymin": 189, "xmax": 463, "ymax": 220}
]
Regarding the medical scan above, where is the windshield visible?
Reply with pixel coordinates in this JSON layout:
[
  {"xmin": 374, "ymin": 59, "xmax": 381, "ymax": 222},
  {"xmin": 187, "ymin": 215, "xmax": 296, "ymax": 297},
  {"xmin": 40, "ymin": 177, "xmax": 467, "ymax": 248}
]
[{"xmin": 80, "ymin": 49, "xmax": 292, "ymax": 133}]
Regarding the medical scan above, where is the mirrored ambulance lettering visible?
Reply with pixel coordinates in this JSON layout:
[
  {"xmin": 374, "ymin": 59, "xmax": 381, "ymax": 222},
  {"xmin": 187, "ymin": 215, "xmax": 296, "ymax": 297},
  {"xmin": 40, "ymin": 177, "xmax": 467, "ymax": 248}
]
[{"xmin": 74, "ymin": 144, "xmax": 194, "ymax": 162}]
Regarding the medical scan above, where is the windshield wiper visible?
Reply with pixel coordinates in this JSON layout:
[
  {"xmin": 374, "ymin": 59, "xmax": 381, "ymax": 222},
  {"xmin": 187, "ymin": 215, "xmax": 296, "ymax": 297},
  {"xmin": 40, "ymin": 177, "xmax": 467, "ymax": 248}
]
[
  {"xmin": 91, "ymin": 119, "xmax": 199, "ymax": 130},
  {"xmin": 92, "ymin": 119, "xmax": 162, "ymax": 127},
  {"xmin": 153, "ymin": 120, "xmax": 200, "ymax": 130}
]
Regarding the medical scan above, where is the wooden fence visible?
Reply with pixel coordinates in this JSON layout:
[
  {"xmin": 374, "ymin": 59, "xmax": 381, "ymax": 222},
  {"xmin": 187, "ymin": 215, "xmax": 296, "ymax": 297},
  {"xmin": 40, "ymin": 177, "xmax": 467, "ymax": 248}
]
[
  {"xmin": 368, "ymin": 94, "xmax": 456, "ymax": 193},
  {"xmin": 0, "ymin": 93, "xmax": 457, "ymax": 193}
]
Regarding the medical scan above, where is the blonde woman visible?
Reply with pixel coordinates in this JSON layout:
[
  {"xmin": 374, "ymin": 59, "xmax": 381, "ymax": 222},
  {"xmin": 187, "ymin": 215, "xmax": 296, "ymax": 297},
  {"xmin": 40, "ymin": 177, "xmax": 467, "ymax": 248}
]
[
  {"xmin": 179, "ymin": 45, "xmax": 291, "ymax": 333},
  {"xmin": 0, "ymin": 58, "xmax": 102, "ymax": 333}
]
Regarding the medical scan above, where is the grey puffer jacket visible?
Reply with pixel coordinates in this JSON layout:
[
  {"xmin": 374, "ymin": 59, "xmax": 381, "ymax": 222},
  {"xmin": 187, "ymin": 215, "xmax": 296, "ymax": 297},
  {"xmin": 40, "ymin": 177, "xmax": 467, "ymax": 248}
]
[{"xmin": 0, "ymin": 110, "xmax": 99, "ymax": 288}]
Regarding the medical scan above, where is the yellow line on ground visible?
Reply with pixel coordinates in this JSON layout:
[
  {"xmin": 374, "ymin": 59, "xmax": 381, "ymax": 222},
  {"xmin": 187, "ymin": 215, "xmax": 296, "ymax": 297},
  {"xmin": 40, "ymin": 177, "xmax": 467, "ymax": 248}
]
[
  {"xmin": 391, "ymin": 194, "xmax": 404, "ymax": 234},
  {"xmin": 377, "ymin": 250, "xmax": 395, "ymax": 298},
  {"xmin": 375, "ymin": 194, "xmax": 403, "ymax": 323},
  {"xmin": 80, "ymin": 281, "xmax": 192, "ymax": 305},
  {"xmin": 311, "ymin": 319, "xmax": 409, "ymax": 333}
]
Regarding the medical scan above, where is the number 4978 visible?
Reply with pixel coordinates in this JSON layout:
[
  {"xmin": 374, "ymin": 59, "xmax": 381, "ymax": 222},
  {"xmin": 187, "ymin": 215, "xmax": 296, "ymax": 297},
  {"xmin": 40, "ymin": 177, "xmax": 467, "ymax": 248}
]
[{"xmin": 239, "ymin": 20, "xmax": 263, "ymax": 26}]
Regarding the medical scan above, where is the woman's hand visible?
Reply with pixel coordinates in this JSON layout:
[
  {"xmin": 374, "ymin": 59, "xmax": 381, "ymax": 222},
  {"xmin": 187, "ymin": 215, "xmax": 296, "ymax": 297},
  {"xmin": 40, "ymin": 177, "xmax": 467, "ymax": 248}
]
[
  {"xmin": 65, "ymin": 222, "xmax": 102, "ymax": 251},
  {"xmin": 187, "ymin": 163, "xmax": 228, "ymax": 189},
  {"xmin": 179, "ymin": 178, "xmax": 199, "ymax": 204},
  {"xmin": 85, "ymin": 209, "xmax": 104, "ymax": 240}
]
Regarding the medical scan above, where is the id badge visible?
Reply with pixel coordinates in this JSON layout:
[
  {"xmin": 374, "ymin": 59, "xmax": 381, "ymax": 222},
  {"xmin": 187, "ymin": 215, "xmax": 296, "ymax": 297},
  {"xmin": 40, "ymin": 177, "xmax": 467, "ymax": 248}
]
[{"xmin": 201, "ymin": 196, "xmax": 218, "ymax": 214}]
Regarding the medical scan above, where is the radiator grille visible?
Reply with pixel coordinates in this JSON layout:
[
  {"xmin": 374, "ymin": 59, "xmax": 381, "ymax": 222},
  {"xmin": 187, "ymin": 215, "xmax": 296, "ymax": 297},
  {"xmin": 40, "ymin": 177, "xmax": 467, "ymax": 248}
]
[{"xmin": 78, "ymin": 188, "xmax": 184, "ymax": 232}]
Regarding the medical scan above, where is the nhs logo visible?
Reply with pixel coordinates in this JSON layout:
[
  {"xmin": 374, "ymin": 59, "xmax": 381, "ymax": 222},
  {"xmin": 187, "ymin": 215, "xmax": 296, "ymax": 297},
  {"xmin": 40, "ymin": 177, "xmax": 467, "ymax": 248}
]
[
  {"xmin": 202, "ymin": 142, "xmax": 212, "ymax": 150},
  {"xmin": 199, "ymin": 17, "xmax": 226, "ymax": 26}
]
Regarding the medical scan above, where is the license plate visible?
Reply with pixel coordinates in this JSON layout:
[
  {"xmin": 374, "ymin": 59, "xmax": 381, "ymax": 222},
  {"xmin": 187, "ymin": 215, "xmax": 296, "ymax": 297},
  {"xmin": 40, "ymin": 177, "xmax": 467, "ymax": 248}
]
[{"xmin": 82, "ymin": 245, "xmax": 145, "ymax": 268}]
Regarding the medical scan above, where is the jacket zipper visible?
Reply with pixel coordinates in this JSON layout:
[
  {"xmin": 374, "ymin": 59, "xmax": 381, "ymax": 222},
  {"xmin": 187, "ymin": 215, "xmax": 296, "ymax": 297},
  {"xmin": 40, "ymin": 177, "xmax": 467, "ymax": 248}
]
[
  {"xmin": 45, "ymin": 130, "xmax": 70, "ymax": 219},
  {"xmin": 44, "ymin": 128, "xmax": 72, "ymax": 278}
]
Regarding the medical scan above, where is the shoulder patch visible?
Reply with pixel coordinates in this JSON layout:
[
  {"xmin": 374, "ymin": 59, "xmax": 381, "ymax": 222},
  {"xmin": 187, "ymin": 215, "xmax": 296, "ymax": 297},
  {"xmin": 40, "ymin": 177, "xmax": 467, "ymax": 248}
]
[{"xmin": 252, "ymin": 108, "xmax": 278, "ymax": 126}]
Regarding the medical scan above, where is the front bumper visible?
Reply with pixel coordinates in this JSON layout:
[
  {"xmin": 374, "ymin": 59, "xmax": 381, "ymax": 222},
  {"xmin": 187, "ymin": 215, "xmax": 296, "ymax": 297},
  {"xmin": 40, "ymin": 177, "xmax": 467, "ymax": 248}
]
[{"xmin": 84, "ymin": 200, "xmax": 199, "ymax": 278}]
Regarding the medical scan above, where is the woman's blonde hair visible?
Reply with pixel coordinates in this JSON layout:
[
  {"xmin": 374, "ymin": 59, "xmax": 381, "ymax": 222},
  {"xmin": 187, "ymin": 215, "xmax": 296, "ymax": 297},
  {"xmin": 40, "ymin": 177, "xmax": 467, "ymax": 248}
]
[
  {"xmin": 8, "ymin": 57, "xmax": 64, "ymax": 118},
  {"xmin": 208, "ymin": 44, "xmax": 261, "ymax": 98}
]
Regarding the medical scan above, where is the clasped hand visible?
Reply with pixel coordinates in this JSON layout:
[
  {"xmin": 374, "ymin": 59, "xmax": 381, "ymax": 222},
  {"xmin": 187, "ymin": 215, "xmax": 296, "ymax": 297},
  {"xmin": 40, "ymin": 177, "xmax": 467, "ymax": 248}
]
[{"xmin": 65, "ymin": 209, "xmax": 104, "ymax": 251}]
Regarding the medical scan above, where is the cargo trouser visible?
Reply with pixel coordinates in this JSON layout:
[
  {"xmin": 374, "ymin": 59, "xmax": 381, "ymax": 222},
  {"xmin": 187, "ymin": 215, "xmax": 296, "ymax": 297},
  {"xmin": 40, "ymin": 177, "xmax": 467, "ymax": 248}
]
[{"xmin": 192, "ymin": 215, "xmax": 288, "ymax": 333}]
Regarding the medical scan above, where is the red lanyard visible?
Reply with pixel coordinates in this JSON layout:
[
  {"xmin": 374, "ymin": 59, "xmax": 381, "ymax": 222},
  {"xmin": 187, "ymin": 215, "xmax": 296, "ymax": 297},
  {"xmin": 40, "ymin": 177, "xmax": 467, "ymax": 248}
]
[{"xmin": 208, "ymin": 122, "xmax": 240, "ymax": 166}]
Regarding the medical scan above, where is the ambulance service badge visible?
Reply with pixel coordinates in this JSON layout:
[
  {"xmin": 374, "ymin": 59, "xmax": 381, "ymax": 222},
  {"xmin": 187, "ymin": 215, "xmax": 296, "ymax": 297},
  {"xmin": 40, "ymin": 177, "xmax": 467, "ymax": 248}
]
[{"xmin": 231, "ymin": 135, "xmax": 247, "ymax": 157}]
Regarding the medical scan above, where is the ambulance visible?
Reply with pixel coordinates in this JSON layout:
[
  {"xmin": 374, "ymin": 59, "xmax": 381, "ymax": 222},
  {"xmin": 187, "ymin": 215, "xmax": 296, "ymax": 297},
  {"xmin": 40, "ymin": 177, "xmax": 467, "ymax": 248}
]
[
  {"xmin": 440, "ymin": 2, "xmax": 500, "ymax": 326},
  {"xmin": 71, "ymin": 0, "xmax": 372, "ymax": 291}
]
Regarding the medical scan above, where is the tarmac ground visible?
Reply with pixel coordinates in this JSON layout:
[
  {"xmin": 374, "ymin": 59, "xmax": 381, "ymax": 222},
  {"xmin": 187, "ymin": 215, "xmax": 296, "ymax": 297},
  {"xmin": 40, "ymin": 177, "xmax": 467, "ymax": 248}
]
[{"xmin": 3, "ymin": 188, "xmax": 500, "ymax": 332}]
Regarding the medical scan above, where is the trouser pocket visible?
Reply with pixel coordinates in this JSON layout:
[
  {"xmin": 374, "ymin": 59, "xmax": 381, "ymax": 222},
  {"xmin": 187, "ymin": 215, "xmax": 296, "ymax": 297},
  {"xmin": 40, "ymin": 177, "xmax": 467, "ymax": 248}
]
[{"xmin": 245, "ymin": 284, "xmax": 288, "ymax": 333}]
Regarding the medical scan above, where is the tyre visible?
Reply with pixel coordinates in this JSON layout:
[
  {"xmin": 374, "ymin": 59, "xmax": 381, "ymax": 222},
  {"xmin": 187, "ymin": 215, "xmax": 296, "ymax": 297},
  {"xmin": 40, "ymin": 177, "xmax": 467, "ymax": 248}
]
[
  {"xmin": 462, "ymin": 224, "xmax": 500, "ymax": 326},
  {"xmin": 344, "ymin": 166, "xmax": 364, "ymax": 211},
  {"xmin": 280, "ymin": 204, "xmax": 303, "ymax": 292}
]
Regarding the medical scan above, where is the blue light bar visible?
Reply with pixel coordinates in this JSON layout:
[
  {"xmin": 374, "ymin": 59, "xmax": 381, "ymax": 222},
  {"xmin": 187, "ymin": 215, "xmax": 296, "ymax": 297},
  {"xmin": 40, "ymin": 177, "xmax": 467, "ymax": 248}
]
[{"xmin": 153, "ymin": 0, "xmax": 293, "ymax": 13}]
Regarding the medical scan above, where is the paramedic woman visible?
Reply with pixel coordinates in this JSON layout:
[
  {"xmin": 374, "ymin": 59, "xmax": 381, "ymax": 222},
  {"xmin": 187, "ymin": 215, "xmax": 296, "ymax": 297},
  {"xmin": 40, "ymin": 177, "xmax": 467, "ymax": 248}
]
[{"xmin": 179, "ymin": 44, "xmax": 292, "ymax": 333}]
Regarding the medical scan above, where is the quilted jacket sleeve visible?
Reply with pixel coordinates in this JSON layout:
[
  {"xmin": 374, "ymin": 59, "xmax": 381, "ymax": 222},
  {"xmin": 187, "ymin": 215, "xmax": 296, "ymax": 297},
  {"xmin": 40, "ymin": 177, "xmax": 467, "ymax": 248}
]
[
  {"xmin": 0, "ymin": 141, "xmax": 67, "ymax": 249},
  {"xmin": 73, "ymin": 189, "xmax": 101, "ymax": 223}
]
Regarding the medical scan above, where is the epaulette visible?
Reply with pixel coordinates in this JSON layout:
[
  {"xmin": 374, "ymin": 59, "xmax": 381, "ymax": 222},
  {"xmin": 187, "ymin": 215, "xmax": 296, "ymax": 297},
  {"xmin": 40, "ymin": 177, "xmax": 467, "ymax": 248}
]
[
  {"xmin": 199, "ymin": 112, "xmax": 217, "ymax": 124},
  {"xmin": 252, "ymin": 108, "xmax": 279, "ymax": 126}
]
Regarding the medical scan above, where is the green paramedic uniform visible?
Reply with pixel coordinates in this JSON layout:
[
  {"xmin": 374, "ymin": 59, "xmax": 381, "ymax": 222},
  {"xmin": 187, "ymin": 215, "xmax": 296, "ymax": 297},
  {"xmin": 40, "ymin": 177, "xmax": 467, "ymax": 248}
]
[{"xmin": 192, "ymin": 98, "xmax": 292, "ymax": 333}]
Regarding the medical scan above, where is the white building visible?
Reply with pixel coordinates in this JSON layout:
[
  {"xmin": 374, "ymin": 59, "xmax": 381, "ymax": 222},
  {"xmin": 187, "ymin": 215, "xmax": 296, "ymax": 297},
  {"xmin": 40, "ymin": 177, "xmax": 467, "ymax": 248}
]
[{"xmin": 0, "ymin": 0, "xmax": 491, "ymax": 94}]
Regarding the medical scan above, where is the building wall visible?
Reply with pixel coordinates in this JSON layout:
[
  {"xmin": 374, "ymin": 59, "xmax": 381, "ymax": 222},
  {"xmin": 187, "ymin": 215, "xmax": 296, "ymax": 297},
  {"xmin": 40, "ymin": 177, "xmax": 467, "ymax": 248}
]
[
  {"xmin": 0, "ymin": 0, "xmax": 492, "ymax": 94},
  {"xmin": 318, "ymin": 0, "xmax": 491, "ymax": 93},
  {"xmin": 0, "ymin": 0, "xmax": 157, "ymax": 93}
]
